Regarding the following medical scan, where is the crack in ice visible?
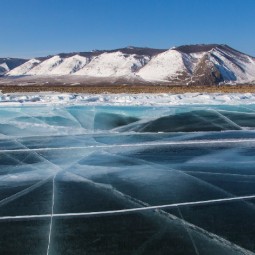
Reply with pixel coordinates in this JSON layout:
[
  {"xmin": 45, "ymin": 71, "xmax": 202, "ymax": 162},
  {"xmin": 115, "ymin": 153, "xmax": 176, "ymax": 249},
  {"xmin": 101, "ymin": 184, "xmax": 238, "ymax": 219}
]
[
  {"xmin": 1, "ymin": 138, "xmax": 255, "ymax": 153},
  {"xmin": 211, "ymin": 109, "xmax": 243, "ymax": 130},
  {"xmin": 0, "ymin": 193, "xmax": 254, "ymax": 220},
  {"xmin": 104, "ymin": 151, "xmax": 255, "ymax": 211},
  {"xmin": 177, "ymin": 207, "xmax": 200, "ymax": 255},
  {"xmin": 0, "ymin": 176, "xmax": 53, "ymax": 208},
  {"xmin": 1, "ymin": 105, "xmax": 255, "ymax": 254},
  {"xmin": 46, "ymin": 175, "xmax": 56, "ymax": 255}
]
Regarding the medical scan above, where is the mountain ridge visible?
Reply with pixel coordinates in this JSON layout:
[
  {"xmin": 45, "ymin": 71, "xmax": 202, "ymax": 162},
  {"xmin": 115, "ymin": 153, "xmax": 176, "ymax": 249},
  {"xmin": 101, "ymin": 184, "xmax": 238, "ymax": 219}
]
[{"xmin": 2, "ymin": 44, "xmax": 255, "ymax": 85}]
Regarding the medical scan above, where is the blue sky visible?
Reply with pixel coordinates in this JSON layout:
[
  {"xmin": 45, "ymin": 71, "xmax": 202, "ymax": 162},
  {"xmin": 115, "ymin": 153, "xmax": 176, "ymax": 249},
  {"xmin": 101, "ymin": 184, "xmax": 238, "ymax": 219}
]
[{"xmin": 1, "ymin": 0, "xmax": 255, "ymax": 58}]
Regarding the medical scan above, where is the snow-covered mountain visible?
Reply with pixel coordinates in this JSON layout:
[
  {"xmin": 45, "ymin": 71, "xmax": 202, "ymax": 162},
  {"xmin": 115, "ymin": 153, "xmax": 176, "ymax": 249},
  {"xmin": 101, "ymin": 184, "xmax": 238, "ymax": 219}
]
[
  {"xmin": 0, "ymin": 58, "xmax": 27, "ymax": 76},
  {"xmin": 138, "ymin": 44, "xmax": 255, "ymax": 85},
  {"xmin": 50, "ymin": 55, "xmax": 88, "ymax": 75},
  {"xmin": 0, "ymin": 63, "xmax": 9, "ymax": 76},
  {"xmin": 137, "ymin": 49, "xmax": 193, "ymax": 82},
  {"xmin": 3, "ymin": 45, "xmax": 255, "ymax": 85},
  {"xmin": 7, "ymin": 59, "xmax": 41, "ymax": 76},
  {"xmin": 74, "ymin": 51, "xmax": 150, "ymax": 77}
]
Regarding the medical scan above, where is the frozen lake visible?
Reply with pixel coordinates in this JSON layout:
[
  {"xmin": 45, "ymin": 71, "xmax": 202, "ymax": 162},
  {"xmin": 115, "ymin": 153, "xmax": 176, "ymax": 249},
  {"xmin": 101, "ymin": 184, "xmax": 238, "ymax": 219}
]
[{"xmin": 1, "ymin": 104, "xmax": 255, "ymax": 254}]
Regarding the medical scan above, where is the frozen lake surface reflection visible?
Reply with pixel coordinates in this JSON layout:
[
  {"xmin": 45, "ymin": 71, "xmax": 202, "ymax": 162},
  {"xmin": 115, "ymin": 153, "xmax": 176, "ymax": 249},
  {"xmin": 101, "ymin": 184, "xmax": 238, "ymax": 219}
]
[{"xmin": 1, "ymin": 104, "xmax": 255, "ymax": 254}]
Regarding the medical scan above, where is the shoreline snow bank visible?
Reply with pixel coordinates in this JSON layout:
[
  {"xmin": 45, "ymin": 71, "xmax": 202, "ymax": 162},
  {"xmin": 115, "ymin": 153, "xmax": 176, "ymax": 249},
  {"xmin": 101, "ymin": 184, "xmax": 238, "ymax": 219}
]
[{"xmin": 0, "ymin": 92, "xmax": 255, "ymax": 106}]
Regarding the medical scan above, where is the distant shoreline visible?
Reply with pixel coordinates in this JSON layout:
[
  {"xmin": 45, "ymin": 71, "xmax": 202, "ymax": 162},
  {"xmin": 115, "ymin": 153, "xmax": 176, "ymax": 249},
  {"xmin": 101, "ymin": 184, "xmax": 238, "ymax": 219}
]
[{"xmin": 1, "ymin": 85, "xmax": 255, "ymax": 94}]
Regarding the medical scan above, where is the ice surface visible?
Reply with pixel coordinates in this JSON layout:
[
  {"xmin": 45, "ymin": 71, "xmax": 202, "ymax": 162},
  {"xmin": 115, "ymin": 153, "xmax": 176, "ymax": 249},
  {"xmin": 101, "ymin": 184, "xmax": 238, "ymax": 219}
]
[
  {"xmin": 0, "ymin": 104, "xmax": 255, "ymax": 254},
  {"xmin": 1, "ymin": 92, "xmax": 255, "ymax": 106}
]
